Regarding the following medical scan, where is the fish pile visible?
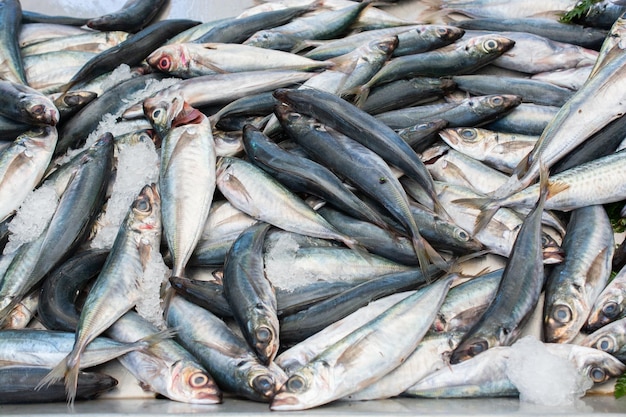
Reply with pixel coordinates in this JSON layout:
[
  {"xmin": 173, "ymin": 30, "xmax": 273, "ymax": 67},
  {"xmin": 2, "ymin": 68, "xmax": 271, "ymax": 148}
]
[{"xmin": 1, "ymin": 0, "xmax": 626, "ymax": 410}]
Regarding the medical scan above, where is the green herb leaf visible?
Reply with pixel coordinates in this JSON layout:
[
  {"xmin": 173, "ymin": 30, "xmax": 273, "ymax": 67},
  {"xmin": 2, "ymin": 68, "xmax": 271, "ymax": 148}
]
[
  {"xmin": 615, "ymin": 373, "xmax": 626, "ymax": 399},
  {"xmin": 606, "ymin": 202, "xmax": 626, "ymax": 233},
  {"xmin": 560, "ymin": 0, "xmax": 602, "ymax": 23}
]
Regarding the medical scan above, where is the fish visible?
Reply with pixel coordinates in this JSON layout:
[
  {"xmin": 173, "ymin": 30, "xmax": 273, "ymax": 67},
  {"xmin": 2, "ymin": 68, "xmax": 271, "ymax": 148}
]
[
  {"xmin": 86, "ymin": 0, "xmax": 167, "ymax": 32},
  {"xmin": 0, "ymin": 0, "xmax": 27, "ymax": 85},
  {"xmin": 106, "ymin": 311, "xmax": 222, "ymax": 404},
  {"xmin": 0, "ymin": 126, "xmax": 57, "ymax": 223},
  {"xmin": 223, "ymin": 222, "xmax": 280, "ymax": 364},
  {"xmin": 450, "ymin": 166, "xmax": 550, "ymax": 364},
  {"xmin": 216, "ymin": 156, "xmax": 361, "ymax": 251},
  {"xmin": 270, "ymin": 276, "xmax": 453, "ymax": 410},
  {"xmin": 585, "ymin": 264, "xmax": 626, "ymax": 332},
  {"xmin": 165, "ymin": 295, "xmax": 287, "ymax": 402},
  {"xmin": 0, "ymin": 80, "xmax": 59, "ymax": 126},
  {"xmin": 37, "ymin": 183, "xmax": 162, "ymax": 406},
  {"xmin": 156, "ymin": 100, "xmax": 216, "ymax": 281},
  {"xmin": 543, "ymin": 205, "xmax": 614, "ymax": 343},
  {"xmin": 147, "ymin": 42, "xmax": 331, "ymax": 78}
]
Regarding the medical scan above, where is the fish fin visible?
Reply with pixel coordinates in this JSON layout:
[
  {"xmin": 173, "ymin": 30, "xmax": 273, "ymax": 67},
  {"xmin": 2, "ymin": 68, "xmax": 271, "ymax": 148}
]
[
  {"xmin": 452, "ymin": 197, "xmax": 500, "ymax": 235},
  {"xmin": 547, "ymin": 179, "xmax": 569, "ymax": 200},
  {"xmin": 538, "ymin": 160, "xmax": 550, "ymax": 204},
  {"xmin": 351, "ymin": 84, "xmax": 371, "ymax": 109},
  {"xmin": 36, "ymin": 350, "xmax": 81, "ymax": 407},
  {"xmin": 489, "ymin": 155, "xmax": 530, "ymax": 199},
  {"xmin": 133, "ymin": 327, "xmax": 177, "ymax": 354}
]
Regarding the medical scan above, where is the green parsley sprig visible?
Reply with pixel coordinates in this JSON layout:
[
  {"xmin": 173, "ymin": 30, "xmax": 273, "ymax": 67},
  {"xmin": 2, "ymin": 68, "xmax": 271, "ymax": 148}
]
[{"xmin": 560, "ymin": 0, "xmax": 602, "ymax": 23}]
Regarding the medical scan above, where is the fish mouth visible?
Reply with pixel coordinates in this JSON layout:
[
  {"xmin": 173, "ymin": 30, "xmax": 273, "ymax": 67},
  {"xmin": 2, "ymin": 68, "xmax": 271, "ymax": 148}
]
[{"xmin": 270, "ymin": 394, "xmax": 303, "ymax": 411}]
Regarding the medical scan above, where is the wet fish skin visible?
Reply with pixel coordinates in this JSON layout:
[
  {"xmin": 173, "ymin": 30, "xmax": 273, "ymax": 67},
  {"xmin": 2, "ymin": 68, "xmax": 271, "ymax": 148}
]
[
  {"xmin": 216, "ymin": 156, "xmax": 359, "ymax": 250},
  {"xmin": 438, "ymin": 127, "xmax": 538, "ymax": 175},
  {"xmin": 165, "ymin": 295, "xmax": 287, "ymax": 402},
  {"xmin": 148, "ymin": 42, "xmax": 331, "ymax": 79},
  {"xmin": 303, "ymin": 24, "xmax": 464, "ymax": 60},
  {"xmin": 580, "ymin": 317, "xmax": 626, "ymax": 362},
  {"xmin": 223, "ymin": 222, "xmax": 279, "ymax": 365},
  {"xmin": 0, "ymin": 0, "xmax": 27, "ymax": 85},
  {"xmin": 37, "ymin": 183, "xmax": 162, "ymax": 406},
  {"xmin": 244, "ymin": 2, "xmax": 370, "ymax": 51},
  {"xmin": 107, "ymin": 311, "xmax": 222, "ymax": 404},
  {"xmin": 37, "ymin": 249, "xmax": 108, "ymax": 332},
  {"xmin": 0, "ymin": 126, "xmax": 57, "ymax": 223},
  {"xmin": 452, "ymin": 17, "xmax": 607, "ymax": 49},
  {"xmin": 158, "ymin": 103, "xmax": 216, "ymax": 280},
  {"xmin": 86, "ymin": 0, "xmax": 167, "ymax": 32},
  {"xmin": 585, "ymin": 264, "xmax": 626, "ymax": 332},
  {"xmin": 450, "ymin": 167, "xmax": 549, "ymax": 364},
  {"xmin": 272, "ymin": 87, "xmax": 444, "ymax": 231},
  {"xmin": 543, "ymin": 205, "xmax": 614, "ymax": 344},
  {"xmin": 193, "ymin": 4, "xmax": 316, "ymax": 44},
  {"xmin": 243, "ymin": 124, "xmax": 390, "ymax": 230},
  {"xmin": 0, "ymin": 80, "xmax": 59, "ymax": 126},
  {"xmin": 63, "ymin": 19, "xmax": 200, "ymax": 91},
  {"xmin": 362, "ymin": 34, "xmax": 516, "ymax": 89},
  {"xmin": 0, "ymin": 366, "xmax": 117, "ymax": 404},
  {"xmin": 279, "ymin": 268, "xmax": 439, "ymax": 346},
  {"xmin": 270, "ymin": 276, "xmax": 453, "ymax": 410}
]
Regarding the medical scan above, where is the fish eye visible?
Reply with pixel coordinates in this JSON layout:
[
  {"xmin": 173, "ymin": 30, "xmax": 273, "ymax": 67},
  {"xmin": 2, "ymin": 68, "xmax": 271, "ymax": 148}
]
[
  {"xmin": 589, "ymin": 366, "xmax": 606, "ymax": 383},
  {"xmin": 134, "ymin": 197, "xmax": 151, "ymax": 212},
  {"xmin": 255, "ymin": 326, "xmax": 272, "ymax": 343},
  {"xmin": 596, "ymin": 336, "xmax": 615, "ymax": 353},
  {"xmin": 189, "ymin": 372, "xmax": 209, "ymax": 388},
  {"xmin": 286, "ymin": 375, "xmax": 306, "ymax": 393},
  {"xmin": 455, "ymin": 228, "xmax": 470, "ymax": 242},
  {"xmin": 460, "ymin": 128, "xmax": 477, "ymax": 141},
  {"xmin": 468, "ymin": 340, "xmax": 488, "ymax": 356},
  {"xmin": 552, "ymin": 305, "xmax": 572, "ymax": 324},
  {"xmin": 286, "ymin": 112, "xmax": 300, "ymax": 122},
  {"xmin": 601, "ymin": 302, "xmax": 620, "ymax": 319},
  {"xmin": 152, "ymin": 108, "xmax": 163, "ymax": 120},
  {"xmin": 483, "ymin": 39, "xmax": 499, "ymax": 51},
  {"xmin": 490, "ymin": 96, "xmax": 504, "ymax": 106},
  {"xmin": 252, "ymin": 374, "xmax": 274, "ymax": 394},
  {"xmin": 30, "ymin": 104, "xmax": 45, "ymax": 116},
  {"xmin": 158, "ymin": 56, "xmax": 171, "ymax": 71},
  {"xmin": 436, "ymin": 27, "xmax": 449, "ymax": 35}
]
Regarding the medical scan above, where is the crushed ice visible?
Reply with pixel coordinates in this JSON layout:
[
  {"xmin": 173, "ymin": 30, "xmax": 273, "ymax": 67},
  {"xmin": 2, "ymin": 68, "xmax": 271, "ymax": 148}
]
[
  {"xmin": 4, "ymin": 184, "xmax": 59, "ymax": 254},
  {"xmin": 506, "ymin": 336, "xmax": 593, "ymax": 406}
]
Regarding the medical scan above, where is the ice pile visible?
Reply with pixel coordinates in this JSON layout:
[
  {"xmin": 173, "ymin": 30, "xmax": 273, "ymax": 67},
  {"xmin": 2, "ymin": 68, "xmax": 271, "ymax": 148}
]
[
  {"xmin": 506, "ymin": 336, "xmax": 593, "ymax": 406},
  {"xmin": 5, "ymin": 184, "xmax": 59, "ymax": 254},
  {"xmin": 136, "ymin": 241, "xmax": 170, "ymax": 330}
]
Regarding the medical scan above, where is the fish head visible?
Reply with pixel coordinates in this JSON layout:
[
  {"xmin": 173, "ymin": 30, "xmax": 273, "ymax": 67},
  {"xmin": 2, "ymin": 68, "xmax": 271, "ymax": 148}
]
[
  {"xmin": 249, "ymin": 315, "xmax": 280, "ymax": 365},
  {"xmin": 130, "ymin": 183, "xmax": 162, "ymax": 233},
  {"xmin": 420, "ymin": 25, "xmax": 465, "ymax": 43},
  {"xmin": 581, "ymin": 330, "xmax": 620, "ymax": 357},
  {"xmin": 478, "ymin": 94, "xmax": 522, "ymax": 113},
  {"xmin": 143, "ymin": 92, "xmax": 186, "ymax": 137},
  {"xmin": 270, "ymin": 365, "xmax": 330, "ymax": 411},
  {"xmin": 20, "ymin": 95, "xmax": 60, "ymax": 126},
  {"xmin": 147, "ymin": 45, "xmax": 189, "ymax": 76},
  {"xmin": 466, "ymin": 34, "xmax": 516, "ymax": 57},
  {"xmin": 213, "ymin": 131, "xmax": 243, "ymax": 157},
  {"xmin": 168, "ymin": 360, "xmax": 222, "ymax": 404},
  {"xmin": 585, "ymin": 292, "xmax": 625, "ymax": 332},
  {"xmin": 449, "ymin": 335, "xmax": 492, "ymax": 364},
  {"xmin": 244, "ymin": 30, "xmax": 297, "ymax": 50},
  {"xmin": 244, "ymin": 362, "xmax": 286, "ymax": 401},
  {"xmin": 438, "ymin": 127, "xmax": 489, "ymax": 153},
  {"xmin": 553, "ymin": 345, "xmax": 626, "ymax": 384},
  {"xmin": 543, "ymin": 298, "xmax": 584, "ymax": 344},
  {"xmin": 541, "ymin": 233, "xmax": 564, "ymax": 264}
]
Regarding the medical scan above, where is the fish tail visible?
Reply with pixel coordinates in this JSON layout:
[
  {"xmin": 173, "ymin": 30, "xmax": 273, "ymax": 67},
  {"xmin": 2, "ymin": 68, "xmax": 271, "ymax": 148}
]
[
  {"xmin": 35, "ymin": 354, "xmax": 71, "ymax": 391},
  {"xmin": 352, "ymin": 84, "xmax": 371, "ymax": 108},
  {"xmin": 36, "ymin": 349, "xmax": 81, "ymax": 406},
  {"xmin": 452, "ymin": 196, "xmax": 499, "ymax": 234}
]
